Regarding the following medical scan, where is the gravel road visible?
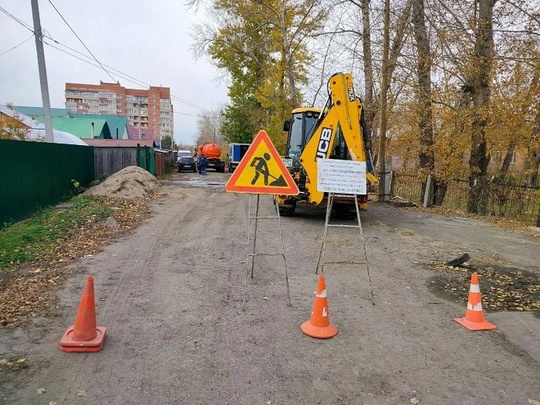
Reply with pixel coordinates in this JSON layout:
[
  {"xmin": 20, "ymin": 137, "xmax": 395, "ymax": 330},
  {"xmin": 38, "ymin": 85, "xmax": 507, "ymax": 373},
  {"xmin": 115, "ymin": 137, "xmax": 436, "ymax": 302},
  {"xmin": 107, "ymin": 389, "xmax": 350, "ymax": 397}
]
[{"xmin": 1, "ymin": 170, "xmax": 539, "ymax": 405}]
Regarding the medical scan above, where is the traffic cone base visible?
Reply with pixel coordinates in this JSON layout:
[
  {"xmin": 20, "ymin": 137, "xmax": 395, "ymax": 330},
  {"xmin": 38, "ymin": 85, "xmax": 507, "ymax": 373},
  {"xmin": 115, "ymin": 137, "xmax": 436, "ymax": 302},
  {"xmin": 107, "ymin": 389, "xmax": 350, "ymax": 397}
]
[
  {"xmin": 301, "ymin": 275, "xmax": 338, "ymax": 339},
  {"xmin": 301, "ymin": 320, "xmax": 337, "ymax": 339},
  {"xmin": 60, "ymin": 326, "xmax": 107, "ymax": 352},
  {"xmin": 454, "ymin": 317, "xmax": 496, "ymax": 331}
]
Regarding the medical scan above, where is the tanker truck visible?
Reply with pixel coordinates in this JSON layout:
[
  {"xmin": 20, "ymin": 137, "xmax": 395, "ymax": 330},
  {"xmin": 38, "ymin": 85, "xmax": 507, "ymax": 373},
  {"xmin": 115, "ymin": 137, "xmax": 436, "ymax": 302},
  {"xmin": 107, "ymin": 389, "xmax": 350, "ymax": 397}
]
[{"xmin": 197, "ymin": 142, "xmax": 226, "ymax": 173}]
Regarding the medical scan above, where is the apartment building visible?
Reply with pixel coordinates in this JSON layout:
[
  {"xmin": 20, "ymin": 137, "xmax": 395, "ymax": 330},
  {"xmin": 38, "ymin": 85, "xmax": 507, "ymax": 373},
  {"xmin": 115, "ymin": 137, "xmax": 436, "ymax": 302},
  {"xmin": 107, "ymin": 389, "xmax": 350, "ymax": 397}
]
[{"xmin": 65, "ymin": 81, "xmax": 173, "ymax": 142}]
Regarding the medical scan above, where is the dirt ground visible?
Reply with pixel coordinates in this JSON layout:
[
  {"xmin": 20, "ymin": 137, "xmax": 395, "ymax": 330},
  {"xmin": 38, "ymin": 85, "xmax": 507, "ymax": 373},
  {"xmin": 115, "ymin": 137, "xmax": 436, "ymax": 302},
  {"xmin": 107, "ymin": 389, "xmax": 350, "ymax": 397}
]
[{"xmin": 1, "ymin": 169, "xmax": 539, "ymax": 405}]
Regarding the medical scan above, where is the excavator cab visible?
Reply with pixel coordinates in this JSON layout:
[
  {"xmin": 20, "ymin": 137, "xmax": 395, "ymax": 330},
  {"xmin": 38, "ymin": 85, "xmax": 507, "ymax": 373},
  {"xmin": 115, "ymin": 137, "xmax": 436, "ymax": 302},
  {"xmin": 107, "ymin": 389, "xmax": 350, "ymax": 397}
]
[{"xmin": 283, "ymin": 107, "xmax": 320, "ymax": 170}]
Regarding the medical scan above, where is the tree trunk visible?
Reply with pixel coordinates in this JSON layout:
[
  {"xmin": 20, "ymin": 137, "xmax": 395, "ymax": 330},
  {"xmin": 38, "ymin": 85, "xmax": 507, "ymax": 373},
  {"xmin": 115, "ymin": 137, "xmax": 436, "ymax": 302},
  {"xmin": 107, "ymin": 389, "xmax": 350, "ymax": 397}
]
[
  {"xmin": 432, "ymin": 180, "xmax": 447, "ymax": 206},
  {"xmin": 499, "ymin": 140, "xmax": 516, "ymax": 179},
  {"xmin": 524, "ymin": 106, "xmax": 540, "ymax": 186},
  {"xmin": 412, "ymin": 0, "xmax": 435, "ymax": 203},
  {"xmin": 527, "ymin": 152, "xmax": 540, "ymax": 186},
  {"xmin": 377, "ymin": 0, "xmax": 391, "ymax": 200},
  {"xmin": 467, "ymin": 0, "xmax": 497, "ymax": 215},
  {"xmin": 377, "ymin": 0, "xmax": 412, "ymax": 200},
  {"xmin": 361, "ymin": 0, "xmax": 375, "ymax": 133}
]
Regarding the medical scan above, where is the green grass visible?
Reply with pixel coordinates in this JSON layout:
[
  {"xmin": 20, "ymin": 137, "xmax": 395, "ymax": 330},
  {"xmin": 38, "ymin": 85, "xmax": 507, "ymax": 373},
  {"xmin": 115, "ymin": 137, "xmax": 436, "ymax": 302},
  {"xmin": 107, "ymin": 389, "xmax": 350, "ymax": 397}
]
[{"xmin": 0, "ymin": 196, "xmax": 112, "ymax": 269}]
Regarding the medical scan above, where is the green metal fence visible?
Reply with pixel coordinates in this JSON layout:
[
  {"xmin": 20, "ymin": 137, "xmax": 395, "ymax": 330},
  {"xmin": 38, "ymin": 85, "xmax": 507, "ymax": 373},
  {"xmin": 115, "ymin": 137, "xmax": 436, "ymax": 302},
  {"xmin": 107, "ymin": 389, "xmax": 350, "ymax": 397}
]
[
  {"xmin": 137, "ymin": 145, "xmax": 155, "ymax": 175},
  {"xmin": 0, "ymin": 140, "xmax": 94, "ymax": 225}
]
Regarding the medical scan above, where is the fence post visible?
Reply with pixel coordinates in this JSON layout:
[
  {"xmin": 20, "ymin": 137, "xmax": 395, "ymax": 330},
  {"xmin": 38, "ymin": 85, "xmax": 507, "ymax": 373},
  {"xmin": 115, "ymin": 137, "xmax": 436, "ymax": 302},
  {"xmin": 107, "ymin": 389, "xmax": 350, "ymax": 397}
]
[
  {"xmin": 378, "ymin": 170, "xmax": 392, "ymax": 201},
  {"xmin": 423, "ymin": 174, "xmax": 434, "ymax": 208}
]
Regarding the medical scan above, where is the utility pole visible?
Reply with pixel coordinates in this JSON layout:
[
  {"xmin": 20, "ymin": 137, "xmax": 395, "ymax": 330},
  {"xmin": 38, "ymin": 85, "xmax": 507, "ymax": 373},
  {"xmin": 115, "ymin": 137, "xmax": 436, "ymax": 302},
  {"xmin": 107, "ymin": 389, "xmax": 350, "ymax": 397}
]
[
  {"xmin": 138, "ymin": 102, "xmax": 141, "ymax": 139},
  {"xmin": 31, "ymin": 0, "xmax": 54, "ymax": 143}
]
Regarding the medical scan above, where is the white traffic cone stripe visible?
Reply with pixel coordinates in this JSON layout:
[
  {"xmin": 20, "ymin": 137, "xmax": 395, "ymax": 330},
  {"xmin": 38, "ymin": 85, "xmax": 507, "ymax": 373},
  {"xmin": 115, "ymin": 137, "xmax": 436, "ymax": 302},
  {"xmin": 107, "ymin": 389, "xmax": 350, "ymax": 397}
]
[
  {"xmin": 467, "ymin": 302, "xmax": 483, "ymax": 311},
  {"xmin": 316, "ymin": 289, "xmax": 327, "ymax": 298},
  {"xmin": 469, "ymin": 284, "xmax": 480, "ymax": 293}
]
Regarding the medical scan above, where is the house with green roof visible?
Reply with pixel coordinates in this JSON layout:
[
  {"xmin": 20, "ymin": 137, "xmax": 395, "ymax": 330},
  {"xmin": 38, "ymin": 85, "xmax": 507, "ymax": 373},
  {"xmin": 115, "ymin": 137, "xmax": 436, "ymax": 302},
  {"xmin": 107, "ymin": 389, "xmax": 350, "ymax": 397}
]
[
  {"xmin": 71, "ymin": 114, "xmax": 128, "ymax": 139},
  {"xmin": 12, "ymin": 106, "xmax": 128, "ymax": 139},
  {"xmin": 35, "ymin": 116, "xmax": 112, "ymax": 139},
  {"xmin": 13, "ymin": 106, "xmax": 68, "ymax": 118}
]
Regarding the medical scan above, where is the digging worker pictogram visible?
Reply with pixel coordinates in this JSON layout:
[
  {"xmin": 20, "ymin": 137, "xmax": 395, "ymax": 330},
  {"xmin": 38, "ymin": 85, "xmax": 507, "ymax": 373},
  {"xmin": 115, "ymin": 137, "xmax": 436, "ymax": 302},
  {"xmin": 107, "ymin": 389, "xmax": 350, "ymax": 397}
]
[
  {"xmin": 250, "ymin": 153, "xmax": 271, "ymax": 185},
  {"xmin": 249, "ymin": 153, "xmax": 287, "ymax": 186}
]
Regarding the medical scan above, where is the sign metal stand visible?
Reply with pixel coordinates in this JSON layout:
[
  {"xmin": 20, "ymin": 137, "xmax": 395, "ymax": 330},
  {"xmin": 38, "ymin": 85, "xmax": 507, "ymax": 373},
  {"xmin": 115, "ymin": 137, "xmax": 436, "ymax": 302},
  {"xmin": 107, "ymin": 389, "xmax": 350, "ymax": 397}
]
[
  {"xmin": 245, "ymin": 194, "xmax": 291, "ymax": 306},
  {"xmin": 225, "ymin": 130, "xmax": 298, "ymax": 308},
  {"xmin": 315, "ymin": 159, "xmax": 375, "ymax": 305}
]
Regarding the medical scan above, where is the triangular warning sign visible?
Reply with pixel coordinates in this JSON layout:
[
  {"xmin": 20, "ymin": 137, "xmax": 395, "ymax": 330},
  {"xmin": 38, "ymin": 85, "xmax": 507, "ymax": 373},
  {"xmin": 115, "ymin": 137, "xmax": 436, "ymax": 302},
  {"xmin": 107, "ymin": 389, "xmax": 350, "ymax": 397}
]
[{"xmin": 225, "ymin": 130, "xmax": 299, "ymax": 195}]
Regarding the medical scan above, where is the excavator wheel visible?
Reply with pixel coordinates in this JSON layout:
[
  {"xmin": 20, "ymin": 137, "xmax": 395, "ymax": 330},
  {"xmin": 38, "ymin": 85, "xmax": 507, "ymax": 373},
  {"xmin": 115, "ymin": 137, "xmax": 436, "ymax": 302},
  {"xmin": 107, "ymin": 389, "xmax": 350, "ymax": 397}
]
[
  {"xmin": 279, "ymin": 201, "xmax": 296, "ymax": 216},
  {"xmin": 279, "ymin": 206, "xmax": 296, "ymax": 216},
  {"xmin": 274, "ymin": 196, "xmax": 296, "ymax": 217},
  {"xmin": 334, "ymin": 205, "xmax": 356, "ymax": 220},
  {"xmin": 274, "ymin": 196, "xmax": 296, "ymax": 216}
]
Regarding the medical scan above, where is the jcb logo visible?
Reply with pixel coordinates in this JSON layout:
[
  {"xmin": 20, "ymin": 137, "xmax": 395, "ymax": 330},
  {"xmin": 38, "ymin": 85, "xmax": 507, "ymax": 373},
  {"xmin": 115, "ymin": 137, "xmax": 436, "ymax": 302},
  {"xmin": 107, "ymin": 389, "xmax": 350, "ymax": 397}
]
[
  {"xmin": 347, "ymin": 84, "xmax": 355, "ymax": 101},
  {"xmin": 316, "ymin": 127, "xmax": 333, "ymax": 160}
]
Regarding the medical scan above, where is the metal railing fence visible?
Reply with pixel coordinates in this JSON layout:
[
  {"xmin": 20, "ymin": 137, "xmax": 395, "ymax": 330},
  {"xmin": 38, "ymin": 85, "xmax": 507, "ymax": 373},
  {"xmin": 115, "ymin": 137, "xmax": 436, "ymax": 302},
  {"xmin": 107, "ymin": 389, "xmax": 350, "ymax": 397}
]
[{"xmin": 392, "ymin": 170, "xmax": 540, "ymax": 226}]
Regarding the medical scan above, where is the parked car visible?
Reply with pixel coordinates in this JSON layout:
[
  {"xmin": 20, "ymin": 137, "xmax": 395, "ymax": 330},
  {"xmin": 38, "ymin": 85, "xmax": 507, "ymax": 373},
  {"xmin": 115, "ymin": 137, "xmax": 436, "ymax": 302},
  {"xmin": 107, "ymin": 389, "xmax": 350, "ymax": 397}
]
[
  {"xmin": 178, "ymin": 155, "xmax": 197, "ymax": 172},
  {"xmin": 176, "ymin": 150, "xmax": 192, "ymax": 164}
]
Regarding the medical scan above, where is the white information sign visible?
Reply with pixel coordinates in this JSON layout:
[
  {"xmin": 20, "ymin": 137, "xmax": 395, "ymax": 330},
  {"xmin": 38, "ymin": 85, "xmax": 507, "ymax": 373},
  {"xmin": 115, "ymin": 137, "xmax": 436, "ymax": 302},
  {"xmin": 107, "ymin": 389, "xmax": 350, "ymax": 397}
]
[{"xmin": 317, "ymin": 159, "xmax": 367, "ymax": 194}]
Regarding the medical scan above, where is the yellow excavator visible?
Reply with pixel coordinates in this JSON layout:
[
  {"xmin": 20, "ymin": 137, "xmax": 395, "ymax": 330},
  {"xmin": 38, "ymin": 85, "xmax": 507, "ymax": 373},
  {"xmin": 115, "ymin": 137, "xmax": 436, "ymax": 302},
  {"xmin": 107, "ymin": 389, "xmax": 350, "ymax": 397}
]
[{"xmin": 276, "ymin": 72, "xmax": 378, "ymax": 215}]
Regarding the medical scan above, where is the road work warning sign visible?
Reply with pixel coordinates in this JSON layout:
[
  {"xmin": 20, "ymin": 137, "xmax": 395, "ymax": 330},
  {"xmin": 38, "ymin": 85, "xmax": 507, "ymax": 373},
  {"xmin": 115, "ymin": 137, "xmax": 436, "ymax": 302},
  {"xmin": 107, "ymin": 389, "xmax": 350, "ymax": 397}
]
[{"xmin": 225, "ymin": 130, "xmax": 299, "ymax": 195}]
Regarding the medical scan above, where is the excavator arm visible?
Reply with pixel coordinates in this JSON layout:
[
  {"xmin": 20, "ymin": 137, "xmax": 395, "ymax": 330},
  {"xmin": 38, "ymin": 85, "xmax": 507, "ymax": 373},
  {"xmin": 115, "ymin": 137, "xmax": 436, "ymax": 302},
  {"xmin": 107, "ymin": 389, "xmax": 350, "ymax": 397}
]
[{"xmin": 299, "ymin": 72, "xmax": 378, "ymax": 205}]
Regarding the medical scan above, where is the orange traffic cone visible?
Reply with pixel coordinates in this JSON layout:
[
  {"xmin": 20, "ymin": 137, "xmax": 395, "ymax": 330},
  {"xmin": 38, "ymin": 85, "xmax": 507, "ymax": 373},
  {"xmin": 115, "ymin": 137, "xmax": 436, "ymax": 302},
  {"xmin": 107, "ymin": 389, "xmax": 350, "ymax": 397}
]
[
  {"xmin": 60, "ymin": 276, "xmax": 107, "ymax": 352},
  {"xmin": 454, "ymin": 273, "xmax": 496, "ymax": 331},
  {"xmin": 301, "ymin": 275, "xmax": 338, "ymax": 339}
]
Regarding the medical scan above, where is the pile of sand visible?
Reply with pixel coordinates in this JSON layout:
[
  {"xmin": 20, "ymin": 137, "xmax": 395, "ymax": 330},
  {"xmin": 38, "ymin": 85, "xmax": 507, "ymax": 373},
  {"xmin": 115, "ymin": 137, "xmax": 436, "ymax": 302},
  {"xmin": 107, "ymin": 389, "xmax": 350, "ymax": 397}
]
[{"xmin": 83, "ymin": 166, "xmax": 162, "ymax": 199}]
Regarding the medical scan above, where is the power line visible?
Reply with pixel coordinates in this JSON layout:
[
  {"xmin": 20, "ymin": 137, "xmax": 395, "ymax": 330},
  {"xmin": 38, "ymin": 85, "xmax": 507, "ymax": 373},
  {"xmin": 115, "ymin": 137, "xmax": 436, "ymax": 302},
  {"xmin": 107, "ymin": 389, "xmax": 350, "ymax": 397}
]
[
  {"xmin": 43, "ymin": 37, "xmax": 214, "ymax": 110},
  {"xmin": 174, "ymin": 111, "xmax": 201, "ymax": 118},
  {"xmin": 0, "ymin": 34, "xmax": 33, "ymax": 57},
  {"xmin": 171, "ymin": 95, "xmax": 209, "ymax": 110},
  {"xmin": 1, "ymin": 5, "xmax": 227, "ymax": 117},
  {"xmin": 46, "ymin": 0, "xmax": 117, "ymax": 83},
  {"xmin": 43, "ymin": 41, "xmax": 224, "ymax": 120},
  {"xmin": 173, "ymin": 110, "xmax": 221, "ymax": 119},
  {"xmin": 44, "ymin": 38, "xmax": 215, "ymax": 111},
  {"xmin": 43, "ymin": 37, "xmax": 149, "ymax": 86},
  {"xmin": 0, "ymin": 6, "xmax": 34, "ymax": 32},
  {"xmin": 37, "ymin": 27, "xmax": 213, "ymax": 110}
]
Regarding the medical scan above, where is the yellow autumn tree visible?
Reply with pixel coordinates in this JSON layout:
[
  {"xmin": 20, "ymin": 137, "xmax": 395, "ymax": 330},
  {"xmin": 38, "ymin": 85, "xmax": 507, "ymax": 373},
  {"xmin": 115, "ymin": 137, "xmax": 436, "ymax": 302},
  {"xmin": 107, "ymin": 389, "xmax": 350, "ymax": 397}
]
[
  {"xmin": 194, "ymin": 0, "xmax": 326, "ymax": 151},
  {"xmin": 0, "ymin": 106, "xmax": 29, "ymax": 141}
]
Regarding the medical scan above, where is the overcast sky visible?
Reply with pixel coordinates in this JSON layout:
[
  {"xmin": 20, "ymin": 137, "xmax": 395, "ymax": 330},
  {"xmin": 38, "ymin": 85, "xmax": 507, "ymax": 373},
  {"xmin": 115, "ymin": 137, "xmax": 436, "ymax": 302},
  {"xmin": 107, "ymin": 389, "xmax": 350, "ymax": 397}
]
[{"xmin": 0, "ymin": 0, "xmax": 230, "ymax": 145}]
